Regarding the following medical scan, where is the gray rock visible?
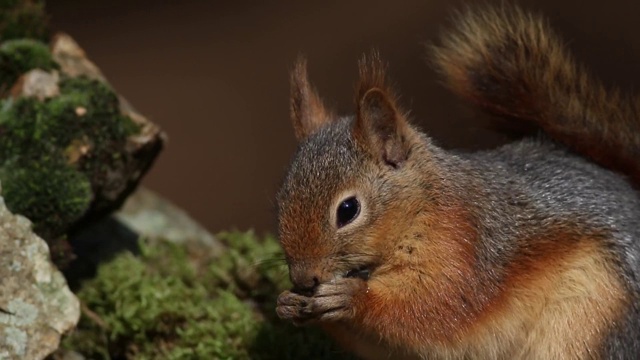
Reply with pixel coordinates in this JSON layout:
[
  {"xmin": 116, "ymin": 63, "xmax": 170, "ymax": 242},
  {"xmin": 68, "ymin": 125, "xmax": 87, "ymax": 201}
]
[
  {"xmin": 62, "ymin": 187, "xmax": 223, "ymax": 291},
  {"xmin": 116, "ymin": 187, "xmax": 224, "ymax": 254},
  {"xmin": 0, "ymin": 185, "xmax": 80, "ymax": 360},
  {"xmin": 10, "ymin": 69, "xmax": 60, "ymax": 100},
  {"xmin": 50, "ymin": 33, "xmax": 105, "ymax": 82}
]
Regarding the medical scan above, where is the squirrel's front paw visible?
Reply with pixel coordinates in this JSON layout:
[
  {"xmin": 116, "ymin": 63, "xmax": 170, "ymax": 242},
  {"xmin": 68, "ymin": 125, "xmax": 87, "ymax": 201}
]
[
  {"xmin": 276, "ymin": 290, "xmax": 315, "ymax": 325},
  {"xmin": 276, "ymin": 277, "xmax": 362, "ymax": 325}
]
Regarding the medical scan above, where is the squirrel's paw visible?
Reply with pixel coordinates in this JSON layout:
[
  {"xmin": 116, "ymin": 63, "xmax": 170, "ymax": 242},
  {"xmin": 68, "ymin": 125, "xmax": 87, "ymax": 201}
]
[{"xmin": 276, "ymin": 277, "xmax": 362, "ymax": 325}]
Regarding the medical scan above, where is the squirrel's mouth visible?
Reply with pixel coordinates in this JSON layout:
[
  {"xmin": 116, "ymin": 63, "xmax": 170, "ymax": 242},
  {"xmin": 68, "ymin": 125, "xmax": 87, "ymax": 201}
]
[{"xmin": 345, "ymin": 265, "xmax": 372, "ymax": 281}]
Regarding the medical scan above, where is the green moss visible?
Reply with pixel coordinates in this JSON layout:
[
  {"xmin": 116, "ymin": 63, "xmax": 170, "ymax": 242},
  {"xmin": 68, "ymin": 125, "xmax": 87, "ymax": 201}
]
[
  {"xmin": 0, "ymin": 97, "xmax": 49, "ymax": 159},
  {"xmin": 0, "ymin": 158, "xmax": 91, "ymax": 237},
  {"xmin": 0, "ymin": 0, "xmax": 49, "ymax": 43},
  {"xmin": 0, "ymin": 77, "xmax": 136, "ymax": 157},
  {"xmin": 0, "ymin": 0, "xmax": 21, "ymax": 7},
  {"xmin": 0, "ymin": 38, "xmax": 56, "ymax": 93},
  {"xmin": 0, "ymin": 76, "xmax": 140, "ymax": 239},
  {"xmin": 57, "ymin": 77, "xmax": 140, "ymax": 172},
  {"xmin": 64, "ymin": 231, "xmax": 355, "ymax": 359},
  {"xmin": 208, "ymin": 231, "xmax": 291, "ymax": 300}
]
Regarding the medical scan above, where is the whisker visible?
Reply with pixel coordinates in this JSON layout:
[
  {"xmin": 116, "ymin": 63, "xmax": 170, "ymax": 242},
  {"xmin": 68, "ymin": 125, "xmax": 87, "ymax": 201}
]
[{"xmin": 252, "ymin": 257, "xmax": 288, "ymax": 266}]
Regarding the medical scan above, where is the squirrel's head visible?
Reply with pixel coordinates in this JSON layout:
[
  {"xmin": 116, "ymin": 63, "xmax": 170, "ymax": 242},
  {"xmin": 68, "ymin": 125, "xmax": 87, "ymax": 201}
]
[{"xmin": 277, "ymin": 54, "xmax": 450, "ymax": 295}]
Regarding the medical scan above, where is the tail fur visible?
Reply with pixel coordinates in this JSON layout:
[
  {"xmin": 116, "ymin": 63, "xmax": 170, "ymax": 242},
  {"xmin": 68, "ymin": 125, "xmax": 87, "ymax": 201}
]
[{"xmin": 431, "ymin": 5, "xmax": 640, "ymax": 187}]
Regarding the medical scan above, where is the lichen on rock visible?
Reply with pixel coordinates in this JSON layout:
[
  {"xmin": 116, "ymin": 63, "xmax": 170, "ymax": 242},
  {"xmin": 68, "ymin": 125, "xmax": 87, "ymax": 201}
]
[{"xmin": 0, "ymin": 183, "xmax": 80, "ymax": 359}]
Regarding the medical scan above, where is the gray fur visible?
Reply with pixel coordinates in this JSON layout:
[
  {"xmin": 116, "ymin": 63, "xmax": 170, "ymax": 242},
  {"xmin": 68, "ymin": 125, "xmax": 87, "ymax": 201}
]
[
  {"xmin": 277, "ymin": 113, "xmax": 640, "ymax": 357},
  {"xmin": 465, "ymin": 138, "xmax": 640, "ymax": 358}
]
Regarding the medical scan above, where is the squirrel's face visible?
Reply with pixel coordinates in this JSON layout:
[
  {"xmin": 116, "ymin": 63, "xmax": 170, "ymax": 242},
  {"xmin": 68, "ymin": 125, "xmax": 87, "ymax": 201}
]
[
  {"xmin": 277, "ymin": 55, "xmax": 440, "ymax": 295},
  {"xmin": 277, "ymin": 117, "xmax": 377, "ymax": 293}
]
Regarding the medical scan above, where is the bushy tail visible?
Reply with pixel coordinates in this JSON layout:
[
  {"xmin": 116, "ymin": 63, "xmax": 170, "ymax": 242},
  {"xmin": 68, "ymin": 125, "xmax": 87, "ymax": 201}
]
[{"xmin": 431, "ymin": 5, "xmax": 640, "ymax": 186}]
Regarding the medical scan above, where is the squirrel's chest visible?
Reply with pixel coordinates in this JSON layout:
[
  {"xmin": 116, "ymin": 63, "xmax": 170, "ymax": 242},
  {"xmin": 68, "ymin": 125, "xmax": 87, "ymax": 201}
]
[{"xmin": 334, "ymin": 236, "xmax": 628, "ymax": 360}]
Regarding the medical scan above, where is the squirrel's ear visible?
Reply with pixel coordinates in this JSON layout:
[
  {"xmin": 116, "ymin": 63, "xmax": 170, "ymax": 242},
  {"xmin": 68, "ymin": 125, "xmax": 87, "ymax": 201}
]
[
  {"xmin": 354, "ymin": 53, "xmax": 410, "ymax": 167},
  {"xmin": 290, "ymin": 57, "xmax": 334, "ymax": 141}
]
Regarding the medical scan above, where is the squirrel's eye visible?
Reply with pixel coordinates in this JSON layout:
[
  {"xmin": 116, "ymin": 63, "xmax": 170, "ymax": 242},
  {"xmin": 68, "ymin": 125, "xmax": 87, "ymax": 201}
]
[{"xmin": 336, "ymin": 197, "xmax": 360, "ymax": 228}]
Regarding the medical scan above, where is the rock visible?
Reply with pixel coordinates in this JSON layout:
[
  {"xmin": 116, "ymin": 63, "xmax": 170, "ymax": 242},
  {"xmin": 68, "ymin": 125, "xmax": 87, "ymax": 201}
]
[
  {"xmin": 0, "ymin": 185, "xmax": 80, "ymax": 359},
  {"xmin": 50, "ymin": 34, "xmax": 105, "ymax": 82},
  {"xmin": 10, "ymin": 69, "xmax": 60, "ymax": 100},
  {"xmin": 52, "ymin": 350, "xmax": 85, "ymax": 360},
  {"xmin": 116, "ymin": 187, "xmax": 223, "ymax": 253},
  {"xmin": 0, "ymin": 32, "xmax": 166, "ymax": 253},
  {"xmin": 62, "ymin": 187, "xmax": 224, "ymax": 290},
  {"xmin": 50, "ymin": 32, "xmax": 167, "ymax": 231},
  {"xmin": 50, "ymin": 31, "xmax": 167, "ymax": 224}
]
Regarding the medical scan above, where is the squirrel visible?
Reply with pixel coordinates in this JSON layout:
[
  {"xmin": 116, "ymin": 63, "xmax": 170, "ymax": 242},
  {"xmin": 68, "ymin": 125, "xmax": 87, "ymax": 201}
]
[{"xmin": 275, "ymin": 4, "xmax": 640, "ymax": 359}]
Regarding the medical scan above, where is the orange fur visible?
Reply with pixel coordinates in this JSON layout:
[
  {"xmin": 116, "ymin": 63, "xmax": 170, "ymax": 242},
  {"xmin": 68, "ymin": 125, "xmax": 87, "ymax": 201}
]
[
  {"xmin": 461, "ymin": 237, "xmax": 627, "ymax": 359},
  {"xmin": 290, "ymin": 56, "xmax": 335, "ymax": 140},
  {"xmin": 356, "ymin": 51, "xmax": 396, "ymax": 105},
  {"xmin": 349, "ymin": 201, "xmax": 483, "ymax": 346},
  {"xmin": 342, "ymin": 225, "xmax": 627, "ymax": 359}
]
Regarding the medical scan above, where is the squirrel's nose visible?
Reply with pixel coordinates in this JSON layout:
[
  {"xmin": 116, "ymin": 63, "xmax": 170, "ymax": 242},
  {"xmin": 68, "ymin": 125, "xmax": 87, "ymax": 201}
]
[{"xmin": 289, "ymin": 266, "xmax": 321, "ymax": 295}]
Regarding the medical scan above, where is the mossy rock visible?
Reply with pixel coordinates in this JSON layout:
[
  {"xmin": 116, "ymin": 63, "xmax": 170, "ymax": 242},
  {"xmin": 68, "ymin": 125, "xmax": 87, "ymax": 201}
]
[
  {"xmin": 62, "ymin": 231, "xmax": 355, "ymax": 360},
  {"xmin": 0, "ymin": 76, "xmax": 140, "ymax": 240},
  {"xmin": 0, "ymin": 1, "xmax": 164, "ymax": 260}
]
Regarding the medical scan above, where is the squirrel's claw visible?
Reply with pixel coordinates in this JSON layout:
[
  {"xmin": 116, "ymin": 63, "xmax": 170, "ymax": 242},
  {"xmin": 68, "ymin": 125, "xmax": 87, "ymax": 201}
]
[
  {"xmin": 276, "ymin": 290, "xmax": 315, "ymax": 325},
  {"xmin": 276, "ymin": 277, "xmax": 362, "ymax": 325}
]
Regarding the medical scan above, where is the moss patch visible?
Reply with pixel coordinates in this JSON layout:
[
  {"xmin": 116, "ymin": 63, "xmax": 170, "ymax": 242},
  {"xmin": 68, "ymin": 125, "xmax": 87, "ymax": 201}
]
[
  {"xmin": 63, "ymin": 231, "xmax": 355, "ymax": 360},
  {"xmin": 0, "ymin": 38, "xmax": 57, "ymax": 94},
  {"xmin": 0, "ymin": 0, "xmax": 49, "ymax": 43},
  {"xmin": 0, "ymin": 76, "xmax": 139, "ymax": 239},
  {"xmin": 0, "ymin": 158, "xmax": 91, "ymax": 237}
]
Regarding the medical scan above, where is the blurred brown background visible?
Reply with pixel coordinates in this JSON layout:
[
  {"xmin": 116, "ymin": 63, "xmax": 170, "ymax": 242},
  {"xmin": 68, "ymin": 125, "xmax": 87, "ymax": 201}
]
[{"xmin": 46, "ymin": 0, "xmax": 640, "ymax": 234}]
